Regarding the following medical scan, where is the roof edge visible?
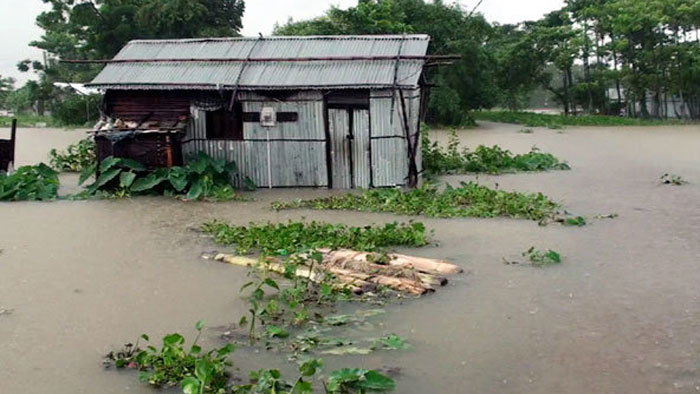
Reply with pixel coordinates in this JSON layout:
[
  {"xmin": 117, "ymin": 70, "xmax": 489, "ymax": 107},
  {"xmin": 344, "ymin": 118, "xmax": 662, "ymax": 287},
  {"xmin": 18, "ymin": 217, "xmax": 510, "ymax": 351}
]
[{"xmin": 126, "ymin": 34, "xmax": 430, "ymax": 45}]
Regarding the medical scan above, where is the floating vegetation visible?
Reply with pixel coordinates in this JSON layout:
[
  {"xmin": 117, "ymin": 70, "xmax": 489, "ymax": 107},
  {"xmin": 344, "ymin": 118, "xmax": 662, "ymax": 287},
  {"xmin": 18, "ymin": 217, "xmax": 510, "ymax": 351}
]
[
  {"xmin": 201, "ymin": 221, "xmax": 430, "ymax": 255},
  {"xmin": 49, "ymin": 138, "xmax": 96, "ymax": 172},
  {"xmin": 273, "ymin": 182, "xmax": 565, "ymax": 223},
  {"xmin": 505, "ymin": 247, "xmax": 562, "ymax": 267},
  {"xmin": 0, "ymin": 163, "xmax": 59, "ymax": 201},
  {"xmin": 105, "ymin": 322, "xmax": 395, "ymax": 394},
  {"xmin": 421, "ymin": 130, "xmax": 570, "ymax": 176},
  {"xmin": 660, "ymin": 173, "xmax": 688, "ymax": 186}
]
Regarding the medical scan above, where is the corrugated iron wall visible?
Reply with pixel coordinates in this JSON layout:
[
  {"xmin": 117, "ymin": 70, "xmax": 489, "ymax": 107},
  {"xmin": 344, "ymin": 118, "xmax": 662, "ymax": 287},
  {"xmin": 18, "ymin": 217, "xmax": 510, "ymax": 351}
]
[
  {"xmin": 183, "ymin": 91, "xmax": 328, "ymax": 188},
  {"xmin": 182, "ymin": 89, "xmax": 418, "ymax": 189}
]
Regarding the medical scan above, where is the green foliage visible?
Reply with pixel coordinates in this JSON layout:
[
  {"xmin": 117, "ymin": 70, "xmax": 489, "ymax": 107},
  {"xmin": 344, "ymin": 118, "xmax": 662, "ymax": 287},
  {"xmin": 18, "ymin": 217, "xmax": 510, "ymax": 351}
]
[
  {"xmin": 0, "ymin": 115, "xmax": 61, "ymax": 128},
  {"xmin": 0, "ymin": 164, "xmax": 59, "ymax": 201},
  {"xmin": 201, "ymin": 221, "xmax": 429, "ymax": 255},
  {"xmin": 326, "ymin": 368, "xmax": 396, "ymax": 393},
  {"xmin": 422, "ymin": 130, "xmax": 570, "ymax": 176},
  {"xmin": 79, "ymin": 152, "xmax": 249, "ymax": 200},
  {"xmin": 473, "ymin": 111, "xmax": 688, "ymax": 127},
  {"xmin": 49, "ymin": 138, "xmax": 96, "ymax": 172},
  {"xmin": 660, "ymin": 173, "xmax": 688, "ymax": 186},
  {"xmin": 523, "ymin": 247, "xmax": 562, "ymax": 266},
  {"xmin": 52, "ymin": 93, "xmax": 102, "ymax": 126},
  {"xmin": 275, "ymin": 0, "xmax": 498, "ymax": 126},
  {"xmin": 563, "ymin": 216, "xmax": 587, "ymax": 226},
  {"xmin": 106, "ymin": 322, "xmax": 234, "ymax": 393},
  {"xmin": 273, "ymin": 182, "xmax": 561, "ymax": 222}
]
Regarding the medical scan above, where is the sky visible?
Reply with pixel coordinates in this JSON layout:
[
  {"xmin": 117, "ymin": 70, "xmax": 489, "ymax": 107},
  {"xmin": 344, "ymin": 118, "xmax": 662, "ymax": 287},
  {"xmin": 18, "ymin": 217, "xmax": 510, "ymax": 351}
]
[{"xmin": 0, "ymin": 0, "xmax": 565, "ymax": 86}]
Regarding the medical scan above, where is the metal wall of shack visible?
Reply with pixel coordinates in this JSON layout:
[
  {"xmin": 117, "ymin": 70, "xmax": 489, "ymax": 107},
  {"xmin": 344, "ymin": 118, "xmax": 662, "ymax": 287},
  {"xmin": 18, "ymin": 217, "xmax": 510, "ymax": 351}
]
[{"xmin": 182, "ymin": 89, "xmax": 421, "ymax": 189}]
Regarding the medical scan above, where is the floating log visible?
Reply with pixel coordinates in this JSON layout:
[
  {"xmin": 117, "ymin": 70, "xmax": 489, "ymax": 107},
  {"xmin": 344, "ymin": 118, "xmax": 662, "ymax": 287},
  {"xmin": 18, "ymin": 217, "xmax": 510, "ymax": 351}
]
[
  {"xmin": 207, "ymin": 249, "xmax": 460, "ymax": 297},
  {"xmin": 211, "ymin": 254, "xmax": 375, "ymax": 294},
  {"xmin": 319, "ymin": 253, "xmax": 448, "ymax": 287},
  {"xmin": 318, "ymin": 249, "xmax": 463, "ymax": 275}
]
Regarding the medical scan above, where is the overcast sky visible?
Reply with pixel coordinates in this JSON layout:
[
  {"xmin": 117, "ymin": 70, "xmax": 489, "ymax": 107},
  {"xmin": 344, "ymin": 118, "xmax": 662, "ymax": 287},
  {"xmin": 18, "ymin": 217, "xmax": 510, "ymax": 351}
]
[{"xmin": 0, "ymin": 0, "xmax": 564, "ymax": 86}]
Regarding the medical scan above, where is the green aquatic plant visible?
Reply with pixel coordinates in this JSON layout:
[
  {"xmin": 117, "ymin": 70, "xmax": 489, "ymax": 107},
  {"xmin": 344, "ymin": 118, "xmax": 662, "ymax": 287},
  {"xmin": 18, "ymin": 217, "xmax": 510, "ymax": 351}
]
[
  {"xmin": 273, "ymin": 182, "xmax": 562, "ymax": 222},
  {"xmin": 106, "ymin": 321, "xmax": 234, "ymax": 393},
  {"xmin": 421, "ymin": 129, "xmax": 570, "ymax": 176},
  {"xmin": 49, "ymin": 138, "xmax": 96, "ymax": 172},
  {"xmin": 524, "ymin": 247, "xmax": 562, "ymax": 266},
  {"xmin": 660, "ymin": 173, "xmax": 688, "ymax": 186},
  {"xmin": 202, "ymin": 220, "xmax": 430, "ymax": 255},
  {"xmin": 0, "ymin": 163, "xmax": 59, "ymax": 201}
]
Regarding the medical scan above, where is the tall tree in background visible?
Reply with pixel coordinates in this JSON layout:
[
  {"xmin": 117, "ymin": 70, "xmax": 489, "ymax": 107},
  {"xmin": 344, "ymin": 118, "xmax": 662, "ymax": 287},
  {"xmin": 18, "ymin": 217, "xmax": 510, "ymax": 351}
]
[
  {"xmin": 15, "ymin": 0, "xmax": 245, "ymax": 115},
  {"xmin": 0, "ymin": 76, "xmax": 15, "ymax": 110},
  {"xmin": 275, "ymin": 0, "xmax": 498, "ymax": 126}
]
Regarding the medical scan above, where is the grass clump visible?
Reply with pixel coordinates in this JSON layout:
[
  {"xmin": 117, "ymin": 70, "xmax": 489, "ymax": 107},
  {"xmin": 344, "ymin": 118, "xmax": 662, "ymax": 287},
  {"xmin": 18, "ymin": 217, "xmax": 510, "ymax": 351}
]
[
  {"xmin": 49, "ymin": 137, "xmax": 96, "ymax": 172},
  {"xmin": 473, "ymin": 111, "xmax": 687, "ymax": 128},
  {"xmin": 422, "ymin": 130, "xmax": 570, "ymax": 176},
  {"xmin": 0, "ymin": 163, "xmax": 59, "ymax": 201},
  {"xmin": 272, "ymin": 182, "xmax": 561, "ymax": 223},
  {"xmin": 0, "ymin": 115, "xmax": 63, "ymax": 128},
  {"xmin": 201, "ymin": 221, "xmax": 430, "ymax": 255}
]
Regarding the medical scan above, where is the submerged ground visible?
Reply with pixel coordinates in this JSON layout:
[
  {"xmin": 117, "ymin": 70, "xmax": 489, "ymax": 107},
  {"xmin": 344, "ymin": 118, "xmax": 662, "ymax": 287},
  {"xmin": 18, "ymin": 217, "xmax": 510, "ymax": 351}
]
[{"xmin": 1, "ymin": 122, "xmax": 699, "ymax": 393}]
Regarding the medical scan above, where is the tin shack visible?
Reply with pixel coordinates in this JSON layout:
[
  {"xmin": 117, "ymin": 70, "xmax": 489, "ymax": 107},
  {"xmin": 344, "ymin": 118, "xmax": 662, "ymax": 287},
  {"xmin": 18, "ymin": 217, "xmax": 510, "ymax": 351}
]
[{"xmin": 87, "ymin": 35, "xmax": 432, "ymax": 188}]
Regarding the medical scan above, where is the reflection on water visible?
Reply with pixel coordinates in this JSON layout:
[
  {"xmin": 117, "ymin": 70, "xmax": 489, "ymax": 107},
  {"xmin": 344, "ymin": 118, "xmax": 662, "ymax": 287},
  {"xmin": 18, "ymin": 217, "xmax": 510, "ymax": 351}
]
[{"xmin": 1, "ymin": 124, "xmax": 700, "ymax": 393}]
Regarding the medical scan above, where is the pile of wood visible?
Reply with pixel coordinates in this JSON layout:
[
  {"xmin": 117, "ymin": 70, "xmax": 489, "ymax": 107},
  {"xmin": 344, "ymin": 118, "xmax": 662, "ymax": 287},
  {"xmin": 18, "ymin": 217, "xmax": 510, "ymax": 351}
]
[{"xmin": 205, "ymin": 249, "xmax": 462, "ymax": 296}]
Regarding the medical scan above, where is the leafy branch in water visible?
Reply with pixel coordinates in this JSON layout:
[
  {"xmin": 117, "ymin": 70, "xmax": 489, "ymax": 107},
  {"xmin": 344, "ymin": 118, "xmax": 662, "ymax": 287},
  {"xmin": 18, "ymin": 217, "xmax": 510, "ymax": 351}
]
[
  {"xmin": 106, "ymin": 322, "xmax": 396, "ymax": 394},
  {"xmin": 201, "ymin": 221, "xmax": 430, "ymax": 255},
  {"xmin": 49, "ymin": 138, "xmax": 96, "ymax": 172},
  {"xmin": 0, "ymin": 163, "xmax": 59, "ymax": 201},
  {"xmin": 422, "ymin": 129, "xmax": 570, "ymax": 176},
  {"xmin": 504, "ymin": 247, "xmax": 562, "ymax": 266},
  {"xmin": 273, "ymin": 182, "xmax": 565, "ymax": 223},
  {"xmin": 77, "ymin": 152, "xmax": 252, "ymax": 200}
]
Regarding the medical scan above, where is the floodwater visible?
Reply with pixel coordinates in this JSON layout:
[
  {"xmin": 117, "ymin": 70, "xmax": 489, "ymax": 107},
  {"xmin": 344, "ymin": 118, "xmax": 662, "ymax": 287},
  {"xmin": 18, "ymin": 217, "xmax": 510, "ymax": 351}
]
[{"xmin": 1, "ymin": 122, "xmax": 700, "ymax": 393}]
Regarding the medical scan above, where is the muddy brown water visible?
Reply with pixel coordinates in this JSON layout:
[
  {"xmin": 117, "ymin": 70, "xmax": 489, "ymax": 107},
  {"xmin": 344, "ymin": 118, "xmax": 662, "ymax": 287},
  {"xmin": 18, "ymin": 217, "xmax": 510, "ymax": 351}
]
[{"xmin": 1, "ymin": 122, "xmax": 700, "ymax": 393}]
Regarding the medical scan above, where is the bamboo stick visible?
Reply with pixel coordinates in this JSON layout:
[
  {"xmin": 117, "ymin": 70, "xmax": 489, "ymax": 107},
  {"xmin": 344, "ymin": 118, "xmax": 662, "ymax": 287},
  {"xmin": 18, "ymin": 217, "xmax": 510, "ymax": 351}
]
[{"xmin": 210, "ymin": 254, "xmax": 375, "ymax": 294}]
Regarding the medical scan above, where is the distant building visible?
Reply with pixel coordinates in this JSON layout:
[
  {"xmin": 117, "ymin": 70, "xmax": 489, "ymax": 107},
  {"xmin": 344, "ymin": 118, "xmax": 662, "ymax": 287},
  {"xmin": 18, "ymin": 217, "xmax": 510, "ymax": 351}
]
[{"xmin": 87, "ymin": 35, "xmax": 432, "ymax": 188}]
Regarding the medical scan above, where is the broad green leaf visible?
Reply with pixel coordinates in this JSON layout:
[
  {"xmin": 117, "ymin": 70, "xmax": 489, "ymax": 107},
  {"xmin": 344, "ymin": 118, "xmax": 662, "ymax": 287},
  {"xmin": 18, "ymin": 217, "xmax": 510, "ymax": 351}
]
[
  {"xmin": 119, "ymin": 158, "xmax": 146, "ymax": 171},
  {"xmin": 181, "ymin": 377, "xmax": 200, "ymax": 394},
  {"xmin": 186, "ymin": 178, "xmax": 204, "ymax": 200},
  {"xmin": 99, "ymin": 156, "xmax": 121, "ymax": 172},
  {"xmin": 360, "ymin": 370, "xmax": 396, "ymax": 391},
  {"xmin": 90, "ymin": 167, "xmax": 121, "ymax": 190},
  {"xmin": 119, "ymin": 171, "xmax": 136, "ymax": 188},
  {"xmin": 130, "ymin": 173, "xmax": 166, "ymax": 192},
  {"xmin": 79, "ymin": 163, "xmax": 96, "ymax": 185},
  {"xmin": 265, "ymin": 325, "xmax": 289, "ymax": 338},
  {"xmin": 168, "ymin": 167, "xmax": 188, "ymax": 192}
]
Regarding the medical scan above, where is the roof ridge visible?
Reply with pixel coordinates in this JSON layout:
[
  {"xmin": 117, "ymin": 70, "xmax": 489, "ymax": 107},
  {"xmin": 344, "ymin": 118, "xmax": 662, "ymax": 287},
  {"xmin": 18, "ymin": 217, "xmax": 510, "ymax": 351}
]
[{"xmin": 128, "ymin": 34, "xmax": 430, "ymax": 45}]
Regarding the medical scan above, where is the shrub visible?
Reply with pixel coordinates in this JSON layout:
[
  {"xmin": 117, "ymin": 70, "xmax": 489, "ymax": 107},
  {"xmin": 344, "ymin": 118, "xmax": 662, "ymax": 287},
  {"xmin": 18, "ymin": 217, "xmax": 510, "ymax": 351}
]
[
  {"xmin": 79, "ymin": 152, "xmax": 253, "ymax": 200},
  {"xmin": 52, "ymin": 93, "xmax": 102, "ymax": 126},
  {"xmin": 49, "ymin": 138, "xmax": 96, "ymax": 172},
  {"xmin": 0, "ymin": 163, "xmax": 59, "ymax": 201},
  {"xmin": 422, "ymin": 130, "xmax": 570, "ymax": 176}
]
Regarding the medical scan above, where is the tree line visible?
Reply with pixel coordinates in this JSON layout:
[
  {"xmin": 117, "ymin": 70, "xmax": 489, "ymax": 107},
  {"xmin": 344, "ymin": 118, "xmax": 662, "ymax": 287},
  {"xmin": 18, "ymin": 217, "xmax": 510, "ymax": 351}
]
[{"xmin": 1, "ymin": 0, "xmax": 698, "ymax": 125}]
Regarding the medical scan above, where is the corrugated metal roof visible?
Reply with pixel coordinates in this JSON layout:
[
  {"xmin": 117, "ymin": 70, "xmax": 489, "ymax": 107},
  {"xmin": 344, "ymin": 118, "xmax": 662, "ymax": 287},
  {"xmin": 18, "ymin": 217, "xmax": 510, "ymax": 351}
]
[{"xmin": 89, "ymin": 35, "xmax": 430, "ymax": 90}]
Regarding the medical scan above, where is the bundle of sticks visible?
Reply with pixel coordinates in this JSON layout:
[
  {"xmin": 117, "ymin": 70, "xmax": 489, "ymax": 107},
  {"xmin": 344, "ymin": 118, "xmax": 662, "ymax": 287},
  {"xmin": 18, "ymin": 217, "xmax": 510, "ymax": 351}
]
[{"xmin": 205, "ymin": 249, "xmax": 463, "ymax": 296}]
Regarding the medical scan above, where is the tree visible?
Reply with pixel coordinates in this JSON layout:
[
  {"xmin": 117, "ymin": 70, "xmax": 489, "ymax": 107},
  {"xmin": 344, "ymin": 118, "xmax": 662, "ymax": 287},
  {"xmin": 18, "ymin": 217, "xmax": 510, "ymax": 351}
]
[
  {"xmin": 26, "ymin": 0, "xmax": 245, "ymax": 83},
  {"xmin": 275, "ymin": 0, "xmax": 498, "ymax": 125},
  {"xmin": 0, "ymin": 75, "xmax": 15, "ymax": 110}
]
